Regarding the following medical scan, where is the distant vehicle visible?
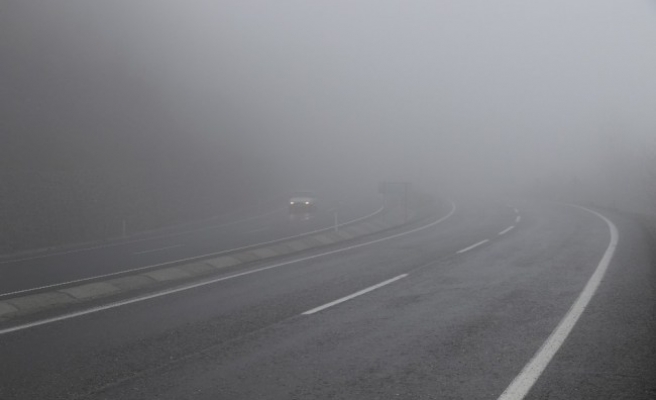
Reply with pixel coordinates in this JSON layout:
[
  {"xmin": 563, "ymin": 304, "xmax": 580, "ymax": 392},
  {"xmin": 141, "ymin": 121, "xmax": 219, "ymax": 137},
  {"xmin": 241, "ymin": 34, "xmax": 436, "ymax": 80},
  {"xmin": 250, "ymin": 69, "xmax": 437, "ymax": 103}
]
[{"xmin": 289, "ymin": 191, "xmax": 318, "ymax": 213}]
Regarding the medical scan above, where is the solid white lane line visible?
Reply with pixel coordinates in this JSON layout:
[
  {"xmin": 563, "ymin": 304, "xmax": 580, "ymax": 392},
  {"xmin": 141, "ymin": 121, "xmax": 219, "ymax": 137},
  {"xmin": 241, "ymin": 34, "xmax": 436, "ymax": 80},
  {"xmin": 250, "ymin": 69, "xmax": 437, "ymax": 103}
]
[
  {"xmin": 1, "ymin": 205, "xmax": 387, "ymax": 298},
  {"xmin": 133, "ymin": 245, "xmax": 182, "ymax": 255},
  {"xmin": 515, "ymin": 215, "xmax": 521, "ymax": 223},
  {"xmin": 456, "ymin": 239, "xmax": 490, "ymax": 254},
  {"xmin": 497, "ymin": 206, "xmax": 619, "ymax": 400},
  {"xmin": 0, "ymin": 202, "xmax": 457, "ymax": 334},
  {"xmin": 302, "ymin": 274, "xmax": 408, "ymax": 315},
  {"xmin": 498, "ymin": 226, "xmax": 515, "ymax": 236}
]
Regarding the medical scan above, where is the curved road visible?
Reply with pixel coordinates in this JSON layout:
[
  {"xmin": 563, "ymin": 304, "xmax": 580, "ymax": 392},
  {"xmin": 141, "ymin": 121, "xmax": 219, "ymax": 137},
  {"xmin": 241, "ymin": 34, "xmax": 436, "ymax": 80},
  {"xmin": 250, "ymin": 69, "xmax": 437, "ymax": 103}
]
[{"xmin": 0, "ymin": 198, "xmax": 654, "ymax": 399}]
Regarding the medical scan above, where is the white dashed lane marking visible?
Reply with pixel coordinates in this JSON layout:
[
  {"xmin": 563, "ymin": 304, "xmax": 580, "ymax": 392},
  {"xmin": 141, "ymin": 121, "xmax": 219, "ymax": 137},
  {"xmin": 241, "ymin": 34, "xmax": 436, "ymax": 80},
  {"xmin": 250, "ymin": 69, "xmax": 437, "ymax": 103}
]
[
  {"xmin": 456, "ymin": 239, "xmax": 490, "ymax": 254},
  {"xmin": 302, "ymin": 274, "xmax": 408, "ymax": 315}
]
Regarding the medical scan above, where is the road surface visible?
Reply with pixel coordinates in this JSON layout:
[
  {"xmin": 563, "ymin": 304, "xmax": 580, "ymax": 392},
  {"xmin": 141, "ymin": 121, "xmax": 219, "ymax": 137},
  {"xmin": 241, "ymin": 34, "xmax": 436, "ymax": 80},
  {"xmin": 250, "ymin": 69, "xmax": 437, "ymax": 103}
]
[{"xmin": 0, "ymin": 198, "xmax": 654, "ymax": 399}]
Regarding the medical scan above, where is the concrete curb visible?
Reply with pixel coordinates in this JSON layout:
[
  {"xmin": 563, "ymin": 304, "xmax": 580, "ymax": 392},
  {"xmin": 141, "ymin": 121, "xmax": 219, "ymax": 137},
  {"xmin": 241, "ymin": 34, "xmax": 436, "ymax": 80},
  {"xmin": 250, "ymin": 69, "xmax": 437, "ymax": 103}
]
[{"xmin": 0, "ymin": 206, "xmax": 424, "ymax": 322}]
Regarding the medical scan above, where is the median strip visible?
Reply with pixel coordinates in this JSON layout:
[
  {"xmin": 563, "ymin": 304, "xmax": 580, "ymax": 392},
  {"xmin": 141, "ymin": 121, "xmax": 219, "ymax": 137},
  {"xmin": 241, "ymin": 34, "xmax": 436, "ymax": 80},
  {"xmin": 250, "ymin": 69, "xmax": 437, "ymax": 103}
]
[
  {"xmin": 0, "ymin": 200, "xmax": 440, "ymax": 327},
  {"xmin": 1, "ymin": 204, "xmax": 388, "ymax": 300},
  {"xmin": 61, "ymin": 282, "xmax": 121, "ymax": 300}
]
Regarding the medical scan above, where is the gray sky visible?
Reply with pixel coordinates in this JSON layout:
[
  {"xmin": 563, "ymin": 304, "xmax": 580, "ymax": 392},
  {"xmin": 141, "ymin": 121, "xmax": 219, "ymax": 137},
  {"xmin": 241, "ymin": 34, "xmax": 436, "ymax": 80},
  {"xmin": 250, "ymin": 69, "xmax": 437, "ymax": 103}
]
[{"xmin": 6, "ymin": 1, "xmax": 656, "ymax": 201}]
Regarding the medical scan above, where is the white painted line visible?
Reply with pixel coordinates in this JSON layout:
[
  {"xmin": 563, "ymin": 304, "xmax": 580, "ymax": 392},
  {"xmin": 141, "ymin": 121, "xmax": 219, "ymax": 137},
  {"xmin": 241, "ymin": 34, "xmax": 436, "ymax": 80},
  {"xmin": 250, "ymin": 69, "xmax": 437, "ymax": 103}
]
[
  {"xmin": 133, "ymin": 245, "xmax": 182, "ymax": 255},
  {"xmin": 456, "ymin": 239, "xmax": 489, "ymax": 254},
  {"xmin": 0, "ymin": 202, "xmax": 456, "ymax": 335},
  {"xmin": 0, "ymin": 204, "xmax": 386, "ymax": 298},
  {"xmin": 498, "ymin": 226, "xmax": 515, "ymax": 236},
  {"xmin": 515, "ymin": 215, "xmax": 521, "ymax": 223},
  {"xmin": 302, "ymin": 274, "xmax": 408, "ymax": 315},
  {"xmin": 497, "ymin": 206, "xmax": 619, "ymax": 400}
]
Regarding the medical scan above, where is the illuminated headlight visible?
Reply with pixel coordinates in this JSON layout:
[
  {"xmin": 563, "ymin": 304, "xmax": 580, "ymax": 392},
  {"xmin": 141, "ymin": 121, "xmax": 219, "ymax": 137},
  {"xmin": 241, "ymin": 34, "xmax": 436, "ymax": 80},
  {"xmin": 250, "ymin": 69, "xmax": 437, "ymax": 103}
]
[
  {"xmin": 305, "ymin": 201, "xmax": 310, "ymax": 205},
  {"xmin": 290, "ymin": 201, "xmax": 295, "ymax": 205}
]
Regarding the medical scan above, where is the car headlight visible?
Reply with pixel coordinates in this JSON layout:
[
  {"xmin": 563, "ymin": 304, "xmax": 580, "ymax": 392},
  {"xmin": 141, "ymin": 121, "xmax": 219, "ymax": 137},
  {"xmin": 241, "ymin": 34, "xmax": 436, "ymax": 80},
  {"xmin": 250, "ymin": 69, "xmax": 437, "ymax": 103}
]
[
  {"xmin": 290, "ymin": 201, "xmax": 295, "ymax": 205},
  {"xmin": 305, "ymin": 201, "xmax": 310, "ymax": 205}
]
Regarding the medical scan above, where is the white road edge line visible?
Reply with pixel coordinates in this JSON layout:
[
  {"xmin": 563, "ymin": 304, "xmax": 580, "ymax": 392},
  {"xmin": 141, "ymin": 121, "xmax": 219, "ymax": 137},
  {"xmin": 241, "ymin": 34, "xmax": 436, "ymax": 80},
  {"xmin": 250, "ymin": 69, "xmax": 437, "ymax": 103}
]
[
  {"xmin": 1, "ymin": 204, "xmax": 386, "ymax": 298},
  {"xmin": 515, "ymin": 215, "xmax": 521, "ymax": 223},
  {"xmin": 133, "ymin": 245, "xmax": 182, "ymax": 255},
  {"xmin": 498, "ymin": 226, "xmax": 515, "ymax": 236},
  {"xmin": 0, "ymin": 202, "xmax": 456, "ymax": 335},
  {"xmin": 456, "ymin": 239, "xmax": 489, "ymax": 254},
  {"xmin": 302, "ymin": 274, "xmax": 408, "ymax": 315},
  {"xmin": 497, "ymin": 205, "xmax": 619, "ymax": 400}
]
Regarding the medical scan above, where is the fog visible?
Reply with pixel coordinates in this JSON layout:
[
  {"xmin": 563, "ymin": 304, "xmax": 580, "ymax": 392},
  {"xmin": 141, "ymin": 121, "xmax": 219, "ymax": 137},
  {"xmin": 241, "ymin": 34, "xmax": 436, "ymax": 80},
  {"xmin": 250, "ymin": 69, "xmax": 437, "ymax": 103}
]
[{"xmin": 2, "ymin": 1, "xmax": 656, "ymax": 249}]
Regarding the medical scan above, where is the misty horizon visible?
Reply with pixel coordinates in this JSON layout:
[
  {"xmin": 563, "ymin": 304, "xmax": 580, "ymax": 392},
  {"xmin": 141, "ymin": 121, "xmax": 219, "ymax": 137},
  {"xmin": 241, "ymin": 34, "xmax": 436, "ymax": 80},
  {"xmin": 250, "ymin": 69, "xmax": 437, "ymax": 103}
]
[{"xmin": 2, "ymin": 1, "xmax": 656, "ymax": 253}]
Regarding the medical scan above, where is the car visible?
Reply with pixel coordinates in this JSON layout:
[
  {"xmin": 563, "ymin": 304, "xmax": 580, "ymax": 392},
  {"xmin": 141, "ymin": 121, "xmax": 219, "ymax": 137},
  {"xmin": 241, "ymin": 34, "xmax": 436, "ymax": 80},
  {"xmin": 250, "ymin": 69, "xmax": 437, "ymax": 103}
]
[{"xmin": 289, "ymin": 191, "xmax": 318, "ymax": 213}]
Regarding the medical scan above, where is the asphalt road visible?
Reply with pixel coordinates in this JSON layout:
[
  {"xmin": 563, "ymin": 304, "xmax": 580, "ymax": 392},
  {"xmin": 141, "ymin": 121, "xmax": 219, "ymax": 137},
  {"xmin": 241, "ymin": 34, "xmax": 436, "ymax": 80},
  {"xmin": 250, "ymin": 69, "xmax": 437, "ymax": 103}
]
[
  {"xmin": 0, "ymin": 195, "xmax": 381, "ymax": 296},
  {"xmin": 0, "ymin": 198, "xmax": 654, "ymax": 399}
]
